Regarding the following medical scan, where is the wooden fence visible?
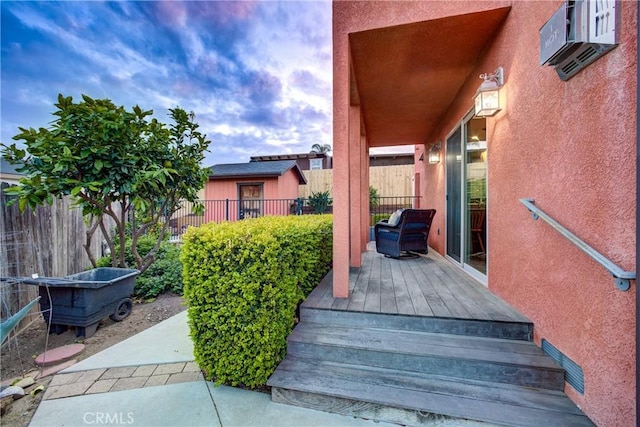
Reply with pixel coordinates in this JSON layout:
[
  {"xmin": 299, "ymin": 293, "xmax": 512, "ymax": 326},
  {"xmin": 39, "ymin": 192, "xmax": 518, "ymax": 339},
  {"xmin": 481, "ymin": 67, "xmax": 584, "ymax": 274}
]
[
  {"xmin": 299, "ymin": 164, "xmax": 415, "ymax": 198},
  {"xmin": 1, "ymin": 182, "xmax": 111, "ymax": 328}
]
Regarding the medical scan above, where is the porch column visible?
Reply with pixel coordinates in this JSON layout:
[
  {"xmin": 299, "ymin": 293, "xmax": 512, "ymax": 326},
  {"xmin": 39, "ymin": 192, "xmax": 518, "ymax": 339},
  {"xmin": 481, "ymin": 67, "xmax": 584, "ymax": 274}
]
[
  {"xmin": 332, "ymin": 22, "xmax": 352, "ymax": 298},
  {"xmin": 332, "ymin": 105, "xmax": 351, "ymax": 299},
  {"xmin": 349, "ymin": 107, "xmax": 363, "ymax": 268}
]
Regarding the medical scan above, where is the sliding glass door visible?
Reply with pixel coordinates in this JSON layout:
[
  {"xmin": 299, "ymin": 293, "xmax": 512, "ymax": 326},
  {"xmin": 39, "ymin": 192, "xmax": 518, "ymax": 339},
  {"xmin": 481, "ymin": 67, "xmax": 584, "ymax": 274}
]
[
  {"xmin": 446, "ymin": 112, "xmax": 487, "ymax": 281},
  {"xmin": 446, "ymin": 127, "xmax": 462, "ymax": 263},
  {"xmin": 464, "ymin": 117, "xmax": 487, "ymax": 276}
]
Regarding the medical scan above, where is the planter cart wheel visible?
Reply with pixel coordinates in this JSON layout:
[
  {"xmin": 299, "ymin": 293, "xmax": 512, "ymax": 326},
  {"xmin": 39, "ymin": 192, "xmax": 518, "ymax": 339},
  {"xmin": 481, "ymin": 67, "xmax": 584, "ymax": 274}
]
[{"xmin": 110, "ymin": 298, "xmax": 133, "ymax": 322}]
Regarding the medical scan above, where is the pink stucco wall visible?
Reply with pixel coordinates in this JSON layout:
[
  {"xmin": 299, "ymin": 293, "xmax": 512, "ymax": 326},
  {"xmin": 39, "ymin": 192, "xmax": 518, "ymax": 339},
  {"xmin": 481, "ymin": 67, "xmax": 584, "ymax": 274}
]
[
  {"xmin": 335, "ymin": 1, "xmax": 637, "ymax": 426},
  {"xmin": 421, "ymin": 3, "xmax": 637, "ymax": 426},
  {"xmin": 204, "ymin": 170, "xmax": 300, "ymax": 222},
  {"xmin": 414, "ymin": 144, "xmax": 445, "ymax": 254},
  {"xmin": 277, "ymin": 169, "xmax": 302, "ymax": 201}
]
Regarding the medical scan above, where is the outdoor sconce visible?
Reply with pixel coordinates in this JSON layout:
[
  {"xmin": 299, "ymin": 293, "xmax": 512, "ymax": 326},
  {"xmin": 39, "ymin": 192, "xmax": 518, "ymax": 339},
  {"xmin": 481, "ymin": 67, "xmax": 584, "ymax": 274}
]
[
  {"xmin": 474, "ymin": 67, "xmax": 503, "ymax": 117},
  {"xmin": 428, "ymin": 141, "xmax": 441, "ymax": 164}
]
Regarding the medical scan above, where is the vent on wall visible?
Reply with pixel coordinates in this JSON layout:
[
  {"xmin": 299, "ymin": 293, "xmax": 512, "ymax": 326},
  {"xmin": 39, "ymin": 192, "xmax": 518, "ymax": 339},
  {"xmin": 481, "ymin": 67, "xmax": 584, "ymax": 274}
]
[
  {"xmin": 540, "ymin": 0, "xmax": 618, "ymax": 81},
  {"xmin": 541, "ymin": 339, "xmax": 585, "ymax": 394}
]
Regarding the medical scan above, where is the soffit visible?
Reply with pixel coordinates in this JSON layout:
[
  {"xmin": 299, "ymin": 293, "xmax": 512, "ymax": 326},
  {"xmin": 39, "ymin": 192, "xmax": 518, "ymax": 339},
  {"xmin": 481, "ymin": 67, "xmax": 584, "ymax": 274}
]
[{"xmin": 348, "ymin": 7, "xmax": 510, "ymax": 147}]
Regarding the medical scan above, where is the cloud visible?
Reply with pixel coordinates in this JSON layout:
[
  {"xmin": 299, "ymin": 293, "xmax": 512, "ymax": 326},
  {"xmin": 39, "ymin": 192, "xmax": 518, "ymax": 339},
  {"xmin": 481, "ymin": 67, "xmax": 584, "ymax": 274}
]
[
  {"xmin": 1, "ymin": 1, "xmax": 333, "ymax": 166},
  {"xmin": 242, "ymin": 70, "xmax": 282, "ymax": 105},
  {"xmin": 289, "ymin": 69, "xmax": 331, "ymax": 98}
]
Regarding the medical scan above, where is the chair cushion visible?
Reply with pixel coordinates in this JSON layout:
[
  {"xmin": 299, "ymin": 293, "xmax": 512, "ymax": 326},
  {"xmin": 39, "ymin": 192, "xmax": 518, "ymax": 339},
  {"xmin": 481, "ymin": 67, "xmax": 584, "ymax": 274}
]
[{"xmin": 387, "ymin": 209, "xmax": 404, "ymax": 226}]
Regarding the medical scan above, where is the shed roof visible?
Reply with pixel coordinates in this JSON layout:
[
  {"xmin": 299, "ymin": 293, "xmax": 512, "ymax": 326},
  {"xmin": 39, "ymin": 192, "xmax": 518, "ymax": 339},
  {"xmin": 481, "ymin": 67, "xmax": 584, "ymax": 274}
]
[
  {"xmin": 208, "ymin": 159, "xmax": 307, "ymax": 184},
  {"xmin": 250, "ymin": 152, "xmax": 328, "ymax": 162},
  {"xmin": 0, "ymin": 158, "xmax": 24, "ymax": 176}
]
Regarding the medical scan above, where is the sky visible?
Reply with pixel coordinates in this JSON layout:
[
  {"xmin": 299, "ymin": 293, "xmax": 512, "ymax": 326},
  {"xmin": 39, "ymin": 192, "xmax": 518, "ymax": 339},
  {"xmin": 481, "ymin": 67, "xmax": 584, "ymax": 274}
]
[{"xmin": 0, "ymin": 0, "xmax": 340, "ymax": 167}]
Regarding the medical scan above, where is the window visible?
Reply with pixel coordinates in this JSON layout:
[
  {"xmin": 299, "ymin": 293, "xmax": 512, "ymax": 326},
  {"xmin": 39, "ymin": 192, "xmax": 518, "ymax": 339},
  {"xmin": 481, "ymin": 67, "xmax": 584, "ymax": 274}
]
[{"xmin": 309, "ymin": 158, "xmax": 323, "ymax": 170}]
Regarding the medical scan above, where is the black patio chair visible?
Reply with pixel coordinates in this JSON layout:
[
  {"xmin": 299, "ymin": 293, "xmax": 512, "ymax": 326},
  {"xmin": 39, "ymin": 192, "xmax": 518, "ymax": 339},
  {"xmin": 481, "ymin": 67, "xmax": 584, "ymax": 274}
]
[{"xmin": 374, "ymin": 209, "xmax": 436, "ymax": 258}]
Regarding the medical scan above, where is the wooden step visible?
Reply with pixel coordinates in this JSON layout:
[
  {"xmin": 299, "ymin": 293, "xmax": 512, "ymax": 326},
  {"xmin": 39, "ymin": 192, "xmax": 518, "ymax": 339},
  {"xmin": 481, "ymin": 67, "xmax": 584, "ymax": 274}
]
[
  {"xmin": 268, "ymin": 357, "xmax": 594, "ymax": 427},
  {"xmin": 300, "ymin": 306, "xmax": 533, "ymax": 341},
  {"xmin": 287, "ymin": 322, "xmax": 565, "ymax": 390}
]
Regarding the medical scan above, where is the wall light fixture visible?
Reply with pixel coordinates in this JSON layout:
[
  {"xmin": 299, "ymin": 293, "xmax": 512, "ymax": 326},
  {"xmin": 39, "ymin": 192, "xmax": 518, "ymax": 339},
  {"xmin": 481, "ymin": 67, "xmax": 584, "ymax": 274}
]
[
  {"xmin": 428, "ymin": 141, "xmax": 442, "ymax": 164},
  {"xmin": 474, "ymin": 67, "xmax": 503, "ymax": 117}
]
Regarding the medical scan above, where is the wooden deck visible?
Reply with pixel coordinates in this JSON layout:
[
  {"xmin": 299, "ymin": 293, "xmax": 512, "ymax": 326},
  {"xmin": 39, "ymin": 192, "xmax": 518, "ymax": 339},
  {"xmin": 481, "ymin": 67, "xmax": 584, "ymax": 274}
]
[
  {"xmin": 270, "ymin": 246, "xmax": 596, "ymax": 426},
  {"xmin": 303, "ymin": 245, "xmax": 529, "ymax": 323}
]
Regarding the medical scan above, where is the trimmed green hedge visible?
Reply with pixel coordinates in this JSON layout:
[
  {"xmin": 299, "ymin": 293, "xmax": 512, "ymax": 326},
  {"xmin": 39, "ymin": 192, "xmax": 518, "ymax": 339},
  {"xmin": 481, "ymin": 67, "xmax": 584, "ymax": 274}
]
[
  {"xmin": 371, "ymin": 213, "xmax": 391, "ymax": 226},
  {"xmin": 181, "ymin": 215, "xmax": 332, "ymax": 388}
]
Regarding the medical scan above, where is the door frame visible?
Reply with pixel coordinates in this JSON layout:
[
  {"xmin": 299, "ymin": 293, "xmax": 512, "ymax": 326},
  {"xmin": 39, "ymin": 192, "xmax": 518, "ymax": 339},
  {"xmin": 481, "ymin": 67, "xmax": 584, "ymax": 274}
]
[
  {"xmin": 444, "ymin": 109, "xmax": 488, "ymax": 286},
  {"xmin": 237, "ymin": 182, "xmax": 264, "ymax": 219}
]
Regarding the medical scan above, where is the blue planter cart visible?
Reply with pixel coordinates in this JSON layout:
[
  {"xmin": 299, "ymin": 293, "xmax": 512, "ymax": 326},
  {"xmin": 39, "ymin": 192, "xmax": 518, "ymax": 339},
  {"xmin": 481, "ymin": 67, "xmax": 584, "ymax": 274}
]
[{"xmin": 22, "ymin": 268, "xmax": 139, "ymax": 338}]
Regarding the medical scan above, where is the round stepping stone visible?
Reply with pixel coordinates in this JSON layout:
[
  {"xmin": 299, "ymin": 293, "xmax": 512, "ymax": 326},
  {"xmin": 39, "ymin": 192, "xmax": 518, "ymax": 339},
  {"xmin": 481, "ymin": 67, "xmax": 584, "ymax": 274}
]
[
  {"xmin": 35, "ymin": 359, "xmax": 78, "ymax": 379},
  {"xmin": 35, "ymin": 344, "xmax": 85, "ymax": 366}
]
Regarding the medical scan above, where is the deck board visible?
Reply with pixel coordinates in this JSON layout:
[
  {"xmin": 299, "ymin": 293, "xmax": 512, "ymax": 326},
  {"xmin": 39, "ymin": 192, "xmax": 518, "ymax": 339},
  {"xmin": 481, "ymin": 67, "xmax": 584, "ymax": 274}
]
[
  {"xmin": 398, "ymin": 259, "xmax": 430, "ymax": 316},
  {"xmin": 312, "ymin": 270, "xmax": 336, "ymax": 309},
  {"xmin": 411, "ymin": 260, "xmax": 455, "ymax": 317},
  {"xmin": 418, "ymin": 260, "xmax": 475, "ymax": 319},
  {"xmin": 346, "ymin": 252, "xmax": 372, "ymax": 312},
  {"xmin": 303, "ymin": 246, "xmax": 529, "ymax": 323},
  {"xmin": 379, "ymin": 255, "xmax": 397, "ymax": 314},
  {"xmin": 389, "ymin": 256, "xmax": 415, "ymax": 315},
  {"xmin": 363, "ymin": 255, "xmax": 382, "ymax": 313}
]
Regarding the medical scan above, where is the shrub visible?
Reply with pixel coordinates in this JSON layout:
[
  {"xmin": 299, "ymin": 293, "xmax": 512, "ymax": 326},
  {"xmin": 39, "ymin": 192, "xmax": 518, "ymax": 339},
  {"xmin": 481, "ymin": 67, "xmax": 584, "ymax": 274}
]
[
  {"xmin": 369, "ymin": 186, "xmax": 380, "ymax": 207},
  {"xmin": 97, "ymin": 233, "xmax": 183, "ymax": 299},
  {"xmin": 181, "ymin": 214, "xmax": 332, "ymax": 388},
  {"xmin": 371, "ymin": 213, "xmax": 391, "ymax": 226},
  {"xmin": 134, "ymin": 243, "xmax": 183, "ymax": 298},
  {"xmin": 307, "ymin": 191, "xmax": 332, "ymax": 214}
]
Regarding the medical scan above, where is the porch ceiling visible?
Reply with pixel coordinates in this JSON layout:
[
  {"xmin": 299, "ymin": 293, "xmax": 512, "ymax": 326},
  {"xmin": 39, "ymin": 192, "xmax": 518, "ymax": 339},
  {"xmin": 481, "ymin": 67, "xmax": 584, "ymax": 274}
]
[{"xmin": 348, "ymin": 7, "xmax": 510, "ymax": 148}]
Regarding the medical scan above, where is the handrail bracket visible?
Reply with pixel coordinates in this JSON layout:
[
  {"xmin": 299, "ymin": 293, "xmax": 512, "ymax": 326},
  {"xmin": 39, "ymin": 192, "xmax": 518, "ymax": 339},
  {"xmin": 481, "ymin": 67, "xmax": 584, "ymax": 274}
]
[{"xmin": 614, "ymin": 277, "xmax": 631, "ymax": 292}]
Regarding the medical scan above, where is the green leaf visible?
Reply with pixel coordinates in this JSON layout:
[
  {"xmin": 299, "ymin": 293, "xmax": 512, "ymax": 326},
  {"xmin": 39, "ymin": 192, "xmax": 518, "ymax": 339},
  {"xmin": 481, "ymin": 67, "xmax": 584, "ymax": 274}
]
[{"xmin": 18, "ymin": 197, "xmax": 27, "ymax": 212}]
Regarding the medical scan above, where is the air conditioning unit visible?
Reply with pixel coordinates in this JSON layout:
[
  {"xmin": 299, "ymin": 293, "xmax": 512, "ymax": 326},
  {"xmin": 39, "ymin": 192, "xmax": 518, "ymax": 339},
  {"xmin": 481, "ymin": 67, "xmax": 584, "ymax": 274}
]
[{"xmin": 539, "ymin": 0, "xmax": 618, "ymax": 81}]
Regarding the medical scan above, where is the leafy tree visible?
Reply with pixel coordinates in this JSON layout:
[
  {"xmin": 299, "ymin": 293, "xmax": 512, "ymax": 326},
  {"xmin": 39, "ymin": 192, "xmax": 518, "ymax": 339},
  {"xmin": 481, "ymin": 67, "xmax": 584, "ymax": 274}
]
[
  {"xmin": 2, "ymin": 94, "xmax": 210, "ymax": 273},
  {"xmin": 310, "ymin": 143, "xmax": 332, "ymax": 154}
]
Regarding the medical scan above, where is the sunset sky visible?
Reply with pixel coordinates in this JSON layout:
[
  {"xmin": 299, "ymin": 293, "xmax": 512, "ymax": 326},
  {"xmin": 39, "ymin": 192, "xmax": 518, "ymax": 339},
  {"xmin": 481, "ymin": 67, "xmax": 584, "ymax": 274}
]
[{"xmin": 1, "ymin": 1, "xmax": 335, "ymax": 167}]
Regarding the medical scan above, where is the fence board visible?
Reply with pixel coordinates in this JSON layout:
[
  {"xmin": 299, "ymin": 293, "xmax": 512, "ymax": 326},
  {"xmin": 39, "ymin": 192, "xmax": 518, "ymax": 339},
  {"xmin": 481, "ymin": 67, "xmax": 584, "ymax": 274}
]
[
  {"xmin": 369, "ymin": 164, "xmax": 415, "ymax": 197},
  {"xmin": 299, "ymin": 165, "xmax": 414, "ymax": 198}
]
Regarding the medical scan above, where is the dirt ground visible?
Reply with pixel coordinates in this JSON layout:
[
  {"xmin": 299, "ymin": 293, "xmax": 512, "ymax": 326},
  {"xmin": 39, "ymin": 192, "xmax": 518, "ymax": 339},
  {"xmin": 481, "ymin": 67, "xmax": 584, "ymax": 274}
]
[{"xmin": 0, "ymin": 293, "xmax": 187, "ymax": 427}]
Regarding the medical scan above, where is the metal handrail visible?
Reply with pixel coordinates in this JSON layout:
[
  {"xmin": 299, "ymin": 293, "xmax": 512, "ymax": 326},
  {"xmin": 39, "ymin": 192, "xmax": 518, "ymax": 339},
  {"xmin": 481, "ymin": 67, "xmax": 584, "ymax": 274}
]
[{"xmin": 520, "ymin": 198, "xmax": 635, "ymax": 291}]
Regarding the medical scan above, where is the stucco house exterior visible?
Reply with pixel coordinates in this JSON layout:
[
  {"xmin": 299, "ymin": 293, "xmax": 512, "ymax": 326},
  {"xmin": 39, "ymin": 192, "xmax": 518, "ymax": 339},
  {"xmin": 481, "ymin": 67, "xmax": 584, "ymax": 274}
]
[
  {"xmin": 204, "ymin": 159, "xmax": 306, "ymax": 222},
  {"xmin": 330, "ymin": 1, "xmax": 636, "ymax": 426}
]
